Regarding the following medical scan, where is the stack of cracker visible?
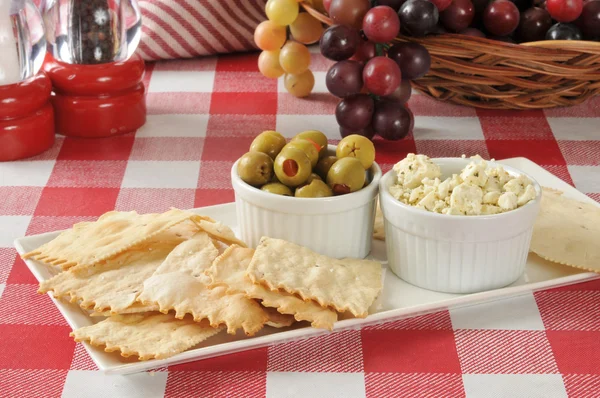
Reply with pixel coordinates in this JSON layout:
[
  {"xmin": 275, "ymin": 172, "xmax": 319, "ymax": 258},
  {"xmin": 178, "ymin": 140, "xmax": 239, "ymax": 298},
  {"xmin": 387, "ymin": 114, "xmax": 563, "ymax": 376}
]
[{"xmin": 23, "ymin": 209, "xmax": 383, "ymax": 361}]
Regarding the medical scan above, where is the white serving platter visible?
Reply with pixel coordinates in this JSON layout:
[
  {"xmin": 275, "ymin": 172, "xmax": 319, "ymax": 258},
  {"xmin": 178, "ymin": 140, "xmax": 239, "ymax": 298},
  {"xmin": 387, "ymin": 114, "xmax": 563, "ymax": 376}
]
[{"xmin": 14, "ymin": 157, "xmax": 600, "ymax": 375}]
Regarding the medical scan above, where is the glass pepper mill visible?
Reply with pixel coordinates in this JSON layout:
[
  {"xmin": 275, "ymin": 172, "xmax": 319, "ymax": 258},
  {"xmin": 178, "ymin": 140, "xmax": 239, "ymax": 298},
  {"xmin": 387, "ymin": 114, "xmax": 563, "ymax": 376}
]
[
  {"xmin": 0, "ymin": 0, "xmax": 54, "ymax": 161},
  {"xmin": 41, "ymin": 0, "xmax": 145, "ymax": 137}
]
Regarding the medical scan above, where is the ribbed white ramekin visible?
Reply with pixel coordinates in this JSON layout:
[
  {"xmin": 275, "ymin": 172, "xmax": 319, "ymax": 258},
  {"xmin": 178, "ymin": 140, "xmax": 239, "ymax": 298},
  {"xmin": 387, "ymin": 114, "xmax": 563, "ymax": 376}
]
[
  {"xmin": 231, "ymin": 145, "xmax": 382, "ymax": 259},
  {"xmin": 379, "ymin": 158, "xmax": 542, "ymax": 294}
]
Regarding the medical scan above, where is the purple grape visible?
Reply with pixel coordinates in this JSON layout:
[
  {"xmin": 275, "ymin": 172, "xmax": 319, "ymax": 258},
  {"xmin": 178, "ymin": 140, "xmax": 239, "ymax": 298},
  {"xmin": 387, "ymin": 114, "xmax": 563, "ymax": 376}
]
[
  {"xmin": 516, "ymin": 7, "xmax": 552, "ymax": 42},
  {"xmin": 335, "ymin": 94, "xmax": 375, "ymax": 130},
  {"xmin": 320, "ymin": 25, "xmax": 360, "ymax": 61},
  {"xmin": 340, "ymin": 125, "xmax": 375, "ymax": 139},
  {"xmin": 577, "ymin": 0, "xmax": 600, "ymax": 40},
  {"xmin": 382, "ymin": 79, "xmax": 412, "ymax": 104},
  {"xmin": 399, "ymin": 0, "xmax": 440, "ymax": 37},
  {"xmin": 461, "ymin": 27, "xmax": 486, "ymax": 36},
  {"xmin": 387, "ymin": 42, "xmax": 431, "ymax": 80},
  {"xmin": 441, "ymin": 0, "xmax": 475, "ymax": 32},
  {"xmin": 546, "ymin": 22, "xmax": 582, "ymax": 40},
  {"xmin": 326, "ymin": 60, "xmax": 364, "ymax": 98},
  {"xmin": 372, "ymin": 100, "xmax": 414, "ymax": 140}
]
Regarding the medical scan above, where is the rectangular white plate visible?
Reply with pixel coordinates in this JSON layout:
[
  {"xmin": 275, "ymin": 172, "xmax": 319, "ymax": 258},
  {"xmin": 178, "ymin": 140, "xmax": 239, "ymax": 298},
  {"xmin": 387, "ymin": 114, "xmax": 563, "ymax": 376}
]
[{"xmin": 14, "ymin": 157, "xmax": 599, "ymax": 375}]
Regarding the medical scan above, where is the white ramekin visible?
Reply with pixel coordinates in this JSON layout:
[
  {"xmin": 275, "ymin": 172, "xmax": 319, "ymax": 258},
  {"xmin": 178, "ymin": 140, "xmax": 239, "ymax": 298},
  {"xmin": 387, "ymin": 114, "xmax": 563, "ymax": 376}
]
[
  {"xmin": 231, "ymin": 145, "xmax": 382, "ymax": 259},
  {"xmin": 379, "ymin": 158, "xmax": 542, "ymax": 294}
]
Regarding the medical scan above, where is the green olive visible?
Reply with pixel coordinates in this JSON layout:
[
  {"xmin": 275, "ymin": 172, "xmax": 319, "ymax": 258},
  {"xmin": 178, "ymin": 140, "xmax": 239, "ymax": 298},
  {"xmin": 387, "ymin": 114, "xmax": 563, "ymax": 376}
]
[
  {"xmin": 295, "ymin": 179, "xmax": 333, "ymax": 198},
  {"xmin": 261, "ymin": 182, "xmax": 293, "ymax": 196},
  {"xmin": 315, "ymin": 155, "xmax": 338, "ymax": 180},
  {"xmin": 237, "ymin": 152, "xmax": 274, "ymax": 187},
  {"xmin": 306, "ymin": 173, "xmax": 322, "ymax": 184},
  {"xmin": 292, "ymin": 130, "xmax": 328, "ymax": 158},
  {"xmin": 274, "ymin": 147, "xmax": 312, "ymax": 187},
  {"xmin": 249, "ymin": 130, "xmax": 287, "ymax": 159},
  {"xmin": 326, "ymin": 157, "xmax": 365, "ymax": 195},
  {"xmin": 336, "ymin": 134, "xmax": 376, "ymax": 170},
  {"xmin": 284, "ymin": 139, "xmax": 319, "ymax": 168}
]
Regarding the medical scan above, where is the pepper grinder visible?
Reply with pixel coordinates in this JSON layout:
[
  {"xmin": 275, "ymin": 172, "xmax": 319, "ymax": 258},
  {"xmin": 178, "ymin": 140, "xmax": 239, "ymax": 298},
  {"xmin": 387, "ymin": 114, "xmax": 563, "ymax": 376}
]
[
  {"xmin": 0, "ymin": 0, "xmax": 53, "ymax": 161},
  {"xmin": 41, "ymin": 0, "xmax": 145, "ymax": 137}
]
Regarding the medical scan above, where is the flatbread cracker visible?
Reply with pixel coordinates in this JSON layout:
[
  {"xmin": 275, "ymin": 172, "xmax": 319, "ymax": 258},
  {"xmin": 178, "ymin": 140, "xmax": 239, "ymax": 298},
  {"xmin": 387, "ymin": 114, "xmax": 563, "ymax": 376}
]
[
  {"xmin": 247, "ymin": 237, "xmax": 383, "ymax": 318},
  {"xmin": 263, "ymin": 307, "xmax": 296, "ymax": 328},
  {"xmin": 40, "ymin": 245, "xmax": 171, "ymax": 313},
  {"xmin": 194, "ymin": 219, "xmax": 247, "ymax": 247},
  {"xmin": 207, "ymin": 245, "xmax": 337, "ymax": 330},
  {"xmin": 530, "ymin": 188, "xmax": 600, "ymax": 273},
  {"xmin": 37, "ymin": 223, "xmax": 197, "ymax": 313},
  {"xmin": 89, "ymin": 302, "xmax": 159, "ymax": 317},
  {"xmin": 137, "ymin": 233, "xmax": 268, "ymax": 335},
  {"xmin": 373, "ymin": 200, "xmax": 385, "ymax": 241},
  {"xmin": 71, "ymin": 313, "xmax": 222, "ymax": 360},
  {"xmin": 22, "ymin": 208, "xmax": 201, "ymax": 271}
]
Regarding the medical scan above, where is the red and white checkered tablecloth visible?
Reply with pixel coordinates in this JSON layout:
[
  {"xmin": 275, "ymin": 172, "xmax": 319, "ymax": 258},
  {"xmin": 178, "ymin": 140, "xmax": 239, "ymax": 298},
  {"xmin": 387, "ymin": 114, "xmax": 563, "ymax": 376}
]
[{"xmin": 1, "ymin": 50, "xmax": 599, "ymax": 398}]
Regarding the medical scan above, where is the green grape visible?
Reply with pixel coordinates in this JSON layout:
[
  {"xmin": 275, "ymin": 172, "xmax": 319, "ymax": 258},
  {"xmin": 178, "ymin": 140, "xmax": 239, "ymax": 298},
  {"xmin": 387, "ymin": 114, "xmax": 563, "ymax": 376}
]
[
  {"xmin": 290, "ymin": 13, "xmax": 324, "ymax": 44},
  {"xmin": 266, "ymin": 0, "xmax": 299, "ymax": 26},
  {"xmin": 285, "ymin": 70, "xmax": 315, "ymax": 97},
  {"xmin": 279, "ymin": 41, "xmax": 311, "ymax": 74},
  {"xmin": 258, "ymin": 50, "xmax": 285, "ymax": 79},
  {"xmin": 254, "ymin": 20, "xmax": 287, "ymax": 51}
]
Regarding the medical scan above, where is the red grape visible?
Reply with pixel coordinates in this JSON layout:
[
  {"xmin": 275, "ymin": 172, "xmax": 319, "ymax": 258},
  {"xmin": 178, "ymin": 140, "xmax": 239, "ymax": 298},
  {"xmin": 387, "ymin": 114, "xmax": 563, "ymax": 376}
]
[
  {"xmin": 546, "ymin": 22, "xmax": 583, "ymax": 39},
  {"xmin": 577, "ymin": 0, "xmax": 600, "ymax": 39},
  {"xmin": 382, "ymin": 79, "xmax": 412, "ymax": 103},
  {"xmin": 547, "ymin": 0, "xmax": 583, "ymax": 22},
  {"xmin": 461, "ymin": 27, "xmax": 486, "ymax": 36},
  {"xmin": 378, "ymin": 0, "xmax": 409, "ymax": 11},
  {"xmin": 340, "ymin": 125, "xmax": 375, "ymax": 139},
  {"xmin": 350, "ymin": 40, "xmax": 377, "ymax": 63},
  {"xmin": 329, "ymin": 0, "xmax": 371, "ymax": 29},
  {"xmin": 336, "ymin": 94, "xmax": 375, "ymax": 130},
  {"xmin": 363, "ymin": 56, "xmax": 402, "ymax": 97},
  {"xmin": 484, "ymin": 0, "xmax": 520, "ymax": 36},
  {"xmin": 320, "ymin": 25, "xmax": 360, "ymax": 61},
  {"xmin": 516, "ymin": 7, "xmax": 552, "ymax": 42},
  {"xmin": 372, "ymin": 100, "xmax": 414, "ymax": 140},
  {"xmin": 387, "ymin": 42, "xmax": 431, "ymax": 80},
  {"xmin": 441, "ymin": 0, "xmax": 475, "ymax": 32},
  {"xmin": 399, "ymin": 0, "xmax": 440, "ymax": 37},
  {"xmin": 429, "ymin": 0, "xmax": 453, "ymax": 12},
  {"xmin": 363, "ymin": 6, "xmax": 401, "ymax": 43},
  {"xmin": 326, "ymin": 60, "xmax": 364, "ymax": 98},
  {"xmin": 323, "ymin": 0, "xmax": 333, "ymax": 12}
]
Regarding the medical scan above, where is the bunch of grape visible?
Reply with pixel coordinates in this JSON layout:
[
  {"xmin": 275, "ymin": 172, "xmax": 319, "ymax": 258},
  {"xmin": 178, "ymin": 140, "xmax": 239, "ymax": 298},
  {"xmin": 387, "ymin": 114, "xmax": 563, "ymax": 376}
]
[
  {"xmin": 433, "ymin": 0, "xmax": 599, "ymax": 43},
  {"xmin": 321, "ymin": 0, "xmax": 433, "ymax": 140},
  {"xmin": 255, "ymin": 0, "xmax": 325, "ymax": 97}
]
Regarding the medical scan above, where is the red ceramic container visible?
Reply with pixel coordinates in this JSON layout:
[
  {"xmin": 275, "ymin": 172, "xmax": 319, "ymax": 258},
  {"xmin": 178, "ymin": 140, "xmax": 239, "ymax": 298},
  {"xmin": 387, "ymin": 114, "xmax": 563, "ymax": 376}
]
[
  {"xmin": 43, "ymin": 53, "xmax": 146, "ymax": 137},
  {"xmin": 0, "ymin": 73, "xmax": 55, "ymax": 161}
]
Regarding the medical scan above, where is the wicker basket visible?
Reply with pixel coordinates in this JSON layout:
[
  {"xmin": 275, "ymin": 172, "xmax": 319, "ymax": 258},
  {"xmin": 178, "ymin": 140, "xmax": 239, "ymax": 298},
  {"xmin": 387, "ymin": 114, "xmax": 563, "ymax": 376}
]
[{"xmin": 302, "ymin": 2, "xmax": 600, "ymax": 110}]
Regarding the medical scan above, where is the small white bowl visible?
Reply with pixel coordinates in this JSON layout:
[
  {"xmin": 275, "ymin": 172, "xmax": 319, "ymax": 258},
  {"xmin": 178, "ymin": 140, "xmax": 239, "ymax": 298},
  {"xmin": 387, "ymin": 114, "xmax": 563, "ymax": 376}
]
[
  {"xmin": 231, "ymin": 145, "xmax": 382, "ymax": 259},
  {"xmin": 379, "ymin": 158, "xmax": 542, "ymax": 294}
]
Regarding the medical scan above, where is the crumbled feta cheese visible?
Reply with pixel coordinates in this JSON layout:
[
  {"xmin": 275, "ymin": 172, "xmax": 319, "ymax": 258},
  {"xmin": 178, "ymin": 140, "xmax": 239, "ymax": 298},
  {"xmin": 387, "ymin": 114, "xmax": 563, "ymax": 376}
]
[
  {"xmin": 517, "ymin": 184, "xmax": 537, "ymax": 206},
  {"xmin": 389, "ymin": 153, "xmax": 537, "ymax": 216},
  {"xmin": 460, "ymin": 161, "xmax": 488, "ymax": 187},
  {"xmin": 450, "ymin": 183, "xmax": 483, "ymax": 215},
  {"xmin": 393, "ymin": 154, "xmax": 441, "ymax": 189},
  {"xmin": 483, "ymin": 191, "xmax": 502, "ymax": 205},
  {"xmin": 498, "ymin": 192, "xmax": 518, "ymax": 211},
  {"xmin": 481, "ymin": 204, "xmax": 502, "ymax": 215}
]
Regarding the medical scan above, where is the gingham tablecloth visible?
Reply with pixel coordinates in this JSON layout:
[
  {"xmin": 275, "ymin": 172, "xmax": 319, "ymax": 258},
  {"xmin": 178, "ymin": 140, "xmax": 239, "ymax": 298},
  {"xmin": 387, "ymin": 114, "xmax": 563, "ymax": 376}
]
[{"xmin": 1, "ymin": 50, "xmax": 599, "ymax": 398}]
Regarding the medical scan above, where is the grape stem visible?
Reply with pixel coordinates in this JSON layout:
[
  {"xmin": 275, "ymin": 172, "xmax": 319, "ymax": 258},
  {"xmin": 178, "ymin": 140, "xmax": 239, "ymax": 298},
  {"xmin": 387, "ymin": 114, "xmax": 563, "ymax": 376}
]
[{"xmin": 375, "ymin": 43, "xmax": 384, "ymax": 56}]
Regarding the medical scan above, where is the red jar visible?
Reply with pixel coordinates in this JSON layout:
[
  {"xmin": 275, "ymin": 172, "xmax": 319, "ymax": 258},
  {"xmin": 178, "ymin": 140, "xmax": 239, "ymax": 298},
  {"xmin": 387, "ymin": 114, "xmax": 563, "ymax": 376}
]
[
  {"xmin": 0, "ymin": 73, "xmax": 55, "ymax": 161},
  {"xmin": 43, "ymin": 53, "xmax": 146, "ymax": 137}
]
